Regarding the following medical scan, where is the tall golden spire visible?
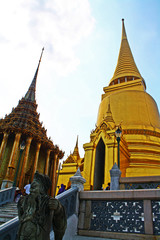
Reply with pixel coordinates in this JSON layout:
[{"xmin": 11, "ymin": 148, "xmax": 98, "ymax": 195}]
[{"xmin": 109, "ymin": 19, "xmax": 145, "ymax": 88}]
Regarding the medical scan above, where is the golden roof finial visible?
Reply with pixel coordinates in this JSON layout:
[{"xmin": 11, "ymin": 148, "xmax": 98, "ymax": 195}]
[
  {"xmin": 109, "ymin": 19, "xmax": 145, "ymax": 88},
  {"xmin": 39, "ymin": 47, "xmax": 44, "ymax": 63},
  {"xmin": 73, "ymin": 135, "xmax": 80, "ymax": 159},
  {"xmin": 122, "ymin": 18, "xmax": 127, "ymax": 40},
  {"xmin": 104, "ymin": 99, "xmax": 114, "ymax": 123},
  {"xmin": 76, "ymin": 135, "xmax": 78, "ymax": 148},
  {"xmin": 25, "ymin": 48, "xmax": 44, "ymax": 102}
]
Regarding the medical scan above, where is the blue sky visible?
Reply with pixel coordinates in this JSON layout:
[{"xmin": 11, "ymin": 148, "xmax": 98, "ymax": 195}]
[{"xmin": 0, "ymin": 0, "xmax": 159, "ymax": 159}]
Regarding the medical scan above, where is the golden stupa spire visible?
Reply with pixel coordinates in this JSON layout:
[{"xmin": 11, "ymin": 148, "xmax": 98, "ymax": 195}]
[
  {"xmin": 109, "ymin": 19, "xmax": 145, "ymax": 88},
  {"xmin": 73, "ymin": 135, "xmax": 80, "ymax": 159},
  {"xmin": 104, "ymin": 100, "xmax": 114, "ymax": 123}
]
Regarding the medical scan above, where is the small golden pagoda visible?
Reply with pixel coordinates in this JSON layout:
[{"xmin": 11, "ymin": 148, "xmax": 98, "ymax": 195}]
[
  {"xmin": 0, "ymin": 49, "xmax": 64, "ymax": 196},
  {"xmin": 56, "ymin": 136, "xmax": 84, "ymax": 193},
  {"xmin": 58, "ymin": 19, "xmax": 160, "ymax": 191}
]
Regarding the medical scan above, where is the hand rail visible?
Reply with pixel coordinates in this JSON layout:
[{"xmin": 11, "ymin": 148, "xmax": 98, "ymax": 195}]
[{"xmin": 56, "ymin": 187, "xmax": 78, "ymax": 218}]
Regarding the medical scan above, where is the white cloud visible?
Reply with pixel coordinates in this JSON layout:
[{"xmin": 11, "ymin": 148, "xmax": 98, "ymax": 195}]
[
  {"xmin": 0, "ymin": 0, "xmax": 96, "ymax": 158},
  {"xmin": 0, "ymin": 0, "xmax": 95, "ymax": 76}
]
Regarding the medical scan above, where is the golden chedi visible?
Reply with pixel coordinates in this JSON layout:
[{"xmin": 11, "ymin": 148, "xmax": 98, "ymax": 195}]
[{"xmin": 83, "ymin": 19, "xmax": 160, "ymax": 190}]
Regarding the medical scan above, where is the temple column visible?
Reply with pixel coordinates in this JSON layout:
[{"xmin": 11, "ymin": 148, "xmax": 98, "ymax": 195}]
[
  {"xmin": 31, "ymin": 142, "xmax": 41, "ymax": 181},
  {"xmin": 44, "ymin": 149, "xmax": 51, "ymax": 175},
  {"xmin": 1, "ymin": 133, "xmax": 21, "ymax": 188},
  {"xmin": 0, "ymin": 133, "xmax": 9, "ymax": 181},
  {"xmin": 105, "ymin": 135, "xmax": 116, "ymax": 187},
  {"xmin": 5, "ymin": 133, "xmax": 22, "ymax": 181},
  {"xmin": 55, "ymin": 157, "xmax": 60, "ymax": 193},
  {"xmin": 0, "ymin": 132, "xmax": 9, "ymax": 164},
  {"xmin": 83, "ymin": 142, "xmax": 95, "ymax": 190},
  {"xmin": 19, "ymin": 137, "xmax": 32, "ymax": 188},
  {"xmin": 51, "ymin": 153, "xmax": 58, "ymax": 197}
]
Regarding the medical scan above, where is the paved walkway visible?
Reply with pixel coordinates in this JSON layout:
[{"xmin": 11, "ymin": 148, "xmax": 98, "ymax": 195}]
[{"xmin": 73, "ymin": 236, "xmax": 121, "ymax": 240}]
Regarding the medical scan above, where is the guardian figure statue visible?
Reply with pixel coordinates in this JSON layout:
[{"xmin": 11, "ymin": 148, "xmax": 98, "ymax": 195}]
[{"xmin": 17, "ymin": 171, "xmax": 67, "ymax": 240}]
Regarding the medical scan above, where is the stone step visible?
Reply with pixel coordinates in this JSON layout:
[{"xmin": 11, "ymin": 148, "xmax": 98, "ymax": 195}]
[
  {"xmin": 0, "ymin": 204, "xmax": 18, "ymax": 208},
  {"xmin": 0, "ymin": 208, "xmax": 18, "ymax": 213},
  {"xmin": 0, "ymin": 209, "xmax": 18, "ymax": 213},
  {"xmin": 0, "ymin": 213, "xmax": 18, "ymax": 218},
  {"xmin": 3, "ymin": 202, "xmax": 17, "ymax": 206},
  {"xmin": 0, "ymin": 202, "xmax": 18, "ymax": 225},
  {"xmin": 0, "ymin": 209, "xmax": 18, "ymax": 216},
  {"xmin": 0, "ymin": 203, "xmax": 17, "ymax": 209},
  {"xmin": 0, "ymin": 207, "xmax": 18, "ymax": 211}
]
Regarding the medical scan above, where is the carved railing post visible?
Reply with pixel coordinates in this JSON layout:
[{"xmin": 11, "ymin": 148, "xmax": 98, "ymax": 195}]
[
  {"xmin": 110, "ymin": 163, "xmax": 121, "ymax": 190},
  {"xmin": 70, "ymin": 168, "xmax": 86, "ymax": 192}
]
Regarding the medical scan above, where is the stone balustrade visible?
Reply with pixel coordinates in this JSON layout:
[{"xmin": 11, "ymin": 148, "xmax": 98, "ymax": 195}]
[
  {"xmin": 0, "ymin": 187, "xmax": 16, "ymax": 206},
  {"xmin": 78, "ymin": 189, "xmax": 160, "ymax": 240},
  {"xmin": 0, "ymin": 216, "xmax": 18, "ymax": 240},
  {"xmin": 120, "ymin": 175, "xmax": 160, "ymax": 190}
]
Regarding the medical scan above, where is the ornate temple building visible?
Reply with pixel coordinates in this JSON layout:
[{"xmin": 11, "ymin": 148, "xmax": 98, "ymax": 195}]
[
  {"xmin": 58, "ymin": 19, "xmax": 160, "ymax": 191},
  {"xmin": 0, "ymin": 49, "xmax": 64, "ymax": 196}
]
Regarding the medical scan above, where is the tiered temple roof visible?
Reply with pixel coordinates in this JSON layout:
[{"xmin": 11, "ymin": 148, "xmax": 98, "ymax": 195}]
[{"xmin": 0, "ymin": 49, "xmax": 63, "ymax": 155}]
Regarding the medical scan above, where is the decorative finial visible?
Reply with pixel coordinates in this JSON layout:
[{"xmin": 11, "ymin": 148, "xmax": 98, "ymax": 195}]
[
  {"xmin": 107, "ymin": 98, "xmax": 111, "ymax": 113},
  {"xmin": 24, "ymin": 48, "xmax": 44, "ymax": 102},
  {"xmin": 76, "ymin": 135, "xmax": 79, "ymax": 147},
  {"xmin": 39, "ymin": 47, "xmax": 44, "ymax": 63},
  {"xmin": 122, "ymin": 18, "xmax": 124, "ymax": 22}
]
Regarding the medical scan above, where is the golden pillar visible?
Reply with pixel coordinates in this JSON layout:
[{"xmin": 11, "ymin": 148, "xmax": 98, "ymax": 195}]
[
  {"xmin": 104, "ymin": 135, "xmax": 116, "ymax": 187},
  {"xmin": 55, "ymin": 157, "xmax": 60, "ymax": 190},
  {"xmin": 51, "ymin": 153, "xmax": 58, "ymax": 197},
  {"xmin": 44, "ymin": 149, "xmax": 51, "ymax": 175},
  {"xmin": 19, "ymin": 137, "xmax": 32, "ymax": 188},
  {"xmin": 83, "ymin": 142, "xmax": 95, "ymax": 190},
  {"xmin": 31, "ymin": 142, "xmax": 41, "ymax": 181},
  {"xmin": 5, "ymin": 133, "xmax": 21, "ymax": 181},
  {"xmin": 0, "ymin": 132, "xmax": 9, "ymax": 164}
]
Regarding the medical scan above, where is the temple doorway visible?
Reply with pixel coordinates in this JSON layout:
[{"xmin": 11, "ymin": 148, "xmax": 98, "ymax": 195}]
[{"xmin": 93, "ymin": 138, "xmax": 105, "ymax": 190}]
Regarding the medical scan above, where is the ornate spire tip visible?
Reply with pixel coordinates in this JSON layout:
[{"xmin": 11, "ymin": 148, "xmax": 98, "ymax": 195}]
[{"xmin": 39, "ymin": 47, "xmax": 44, "ymax": 63}]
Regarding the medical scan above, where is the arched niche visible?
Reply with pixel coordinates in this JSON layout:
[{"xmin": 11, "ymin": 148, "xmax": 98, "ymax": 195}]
[{"xmin": 93, "ymin": 138, "xmax": 105, "ymax": 190}]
